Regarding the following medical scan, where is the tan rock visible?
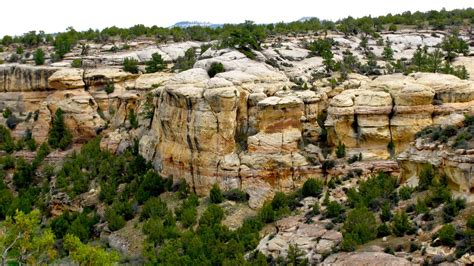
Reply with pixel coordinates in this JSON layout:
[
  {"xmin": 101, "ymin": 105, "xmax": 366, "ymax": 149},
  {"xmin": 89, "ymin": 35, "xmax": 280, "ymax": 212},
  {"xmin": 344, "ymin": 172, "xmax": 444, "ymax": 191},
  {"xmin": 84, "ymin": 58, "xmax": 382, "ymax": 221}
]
[
  {"xmin": 322, "ymin": 252, "xmax": 412, "ymax": 266},
  {"xmin": 48, "ymin": 68, "xmax": 85, "ymax": 89}
]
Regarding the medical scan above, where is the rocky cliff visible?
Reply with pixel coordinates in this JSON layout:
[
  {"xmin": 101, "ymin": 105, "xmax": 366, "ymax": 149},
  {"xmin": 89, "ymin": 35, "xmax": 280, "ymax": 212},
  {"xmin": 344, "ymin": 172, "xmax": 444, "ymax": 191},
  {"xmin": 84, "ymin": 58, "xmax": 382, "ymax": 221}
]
[{"xmin": 1, "ymin": 30, "xmax": 473, "ymax": 207}]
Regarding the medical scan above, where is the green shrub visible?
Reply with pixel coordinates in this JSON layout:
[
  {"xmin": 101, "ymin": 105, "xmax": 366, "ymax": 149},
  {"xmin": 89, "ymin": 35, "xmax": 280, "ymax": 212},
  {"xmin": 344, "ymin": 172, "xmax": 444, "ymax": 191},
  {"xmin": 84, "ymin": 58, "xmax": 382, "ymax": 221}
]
[
  {"xmin": 71, "ymin": 59, "xmax": 82, "ymax": 68},
  {"xmin": 123, "ymin": 57, "xmax": 139, "ymax": 74},
  {"xmin": 128, "ymin": 109, "xmax": 139, "ymax": 129},
  {"xmin": 325, "ymin": 200, "xmax": 344, "ymax": 221},
  {"xmin": 286, "ymin": 244, "xmax": 308, "ymax": 266},
  {"xmin": 384, "ymin": 246, "xmax": 394, "ymax": 255},
  {"xmin": 48, "ymin": 108, "xmax": 73, "ymax": 150},
  {"xmin": 140, "ymin": 197, "xmax": 171, "ymax": 221},
  {"xmin": 437, "ymin": 224, "xmax": 456, "ymax": 246},
  {"xmin": 199, "ymin": 204, "xmax": 224, "ymax": 227},
  {"xmin": 311, "ymin": 202, "xmax": 320, "ymax": 216},
  {"xmin": 34, "ymin": 48, "xmax": 45, "ymax": 65},
  {"xmin": 415, "ymin": 198, "xmax": 428, "ymax": 214},
  {"xmin": 399, "ymin": 186, "xmax": 412, "ymax": 200},
  {"xmin": 335, "ymin": 141, "xmax": 346, "ymax": 158},
  {"xmin": 343, "ymin": 207, "xmax": 377, "ymax": 244},
  {"xmin": 391, "ymin": 211, "xmax": 412, "ymax": 237},
  {"xmin": 136, "ymin": 171, "xmax": 166, "ymax": 204},
  {"xmin": 418, "ymin": 164, "xmax": 435, "ymax": 191},
  {"xmin": 54, "ymin": 29, "xmax": 77, "ymax": 59},
  {"xmin": 302, "ymin": 178, "xmax": 323, "ymax": 198},
  {"xmin": 0, "ymin": 155, "xmax": 15, "ymax": 170},
  {"xmin": 51, "ymin": 212, "xmax": 99, "ymax": 241},
  {"xmin": 104, "ymin": 82, "xmax": 114, "ymax": 94},
  {"xmin": 32, "ymin": 142, "xmax": 51, "ymax": 169},
  {"xmin": 210, "ymin": 183, "xmax": 224, "ymax": 204},
  {"xmin": 441, "ymin": 31, "xmax": 469, "ymax": 61},
  {"xmin": 380, "ymin": 202, "xmax": 392, "ymax": 222},
  {"xmin": 13, "ymin": 158, "xmax": 34, "ymax": 189},
  {"xmin": 346, "ymin": 172, "xmax": 398, "ymax": 210},
  {"xmin": 307, "ymin": 38, "xmax": 334, "ymax": 56},
  {"xmin": 0, "ymin": 184, "xmax": 14, "ymax": 219},
  {"xmin": 66, "ymin": 212, "xmax": 99, "ymax": 242},
  {"xmin": 467, "ymin": 215, "xmax": 474, "ymax": 230},
  {"xmin": 173, "ymin": 48, "xmax": 196, "ymax": 72},
  {"xmin": 341, "ymin": 233, "xmax": 357, "ymax": 251},
  {"xmin": 271, "ymin": 192, "xmax": 288, "ymax": 210},
  {"xmin": 2, "ymin": 107, "xmax": 12, "ymax": 119},
  {"xmin": 259, "ymin": 203, "xmax": 275, "ymax": 223},
  {"xmin": 382, "ymin": 39, "xmax": 394, "ymax": 61},
  {"xmin": 207, "ymin": 62, "xmax": 225, "ymax": 78},
  {"xmin": 388, "ymin": 24, "xmax": 398, "ymax": 32},
  {"xmin": 200, "ymin": 44, "xmax": 211, "ymax": 54},
  {"xmin": 442, "ymin": 198, "xmax": 466, "ymax": 222},
  {"xmin": 105, "ymin": 208, "xmax": 126, "ymax": 231},
  {"xmin": 0, "ymin": 125, "xmax": 15, "ymax": 153},
  {"xmin": 426, "ymin": 184, "xmax": 452, "ymax": 208},
  {"xmin": 223, "ymin": 189, "xmax": 248, "ymax": 202},
  {"xmin": 145, "ymin": 53, "xmax": 166, "ymax": 73},
  {"xmin": 322, "ymin": 160, "xmax": 335, "ymax": 175},
  {"xmin": 176, "ymin": 180, "xmax": 190, "ymax": 199},
  {"xmin": 177, "ymin": 205, "xmax": 197, "ymax": 228},
  {"xmin": 377, "ymin": 223, "xmax": 391, "ymax": 237},
  {"xmin": 16, "ymin": 46, "xmax": 24, "ymax": 55},
  {"xmin": 142, "ymin": 217, "xmax": 174, "ymax": 245},
  {"xmin": 112, "ymin": 201, "xmax": 134, "ymax": 221}
]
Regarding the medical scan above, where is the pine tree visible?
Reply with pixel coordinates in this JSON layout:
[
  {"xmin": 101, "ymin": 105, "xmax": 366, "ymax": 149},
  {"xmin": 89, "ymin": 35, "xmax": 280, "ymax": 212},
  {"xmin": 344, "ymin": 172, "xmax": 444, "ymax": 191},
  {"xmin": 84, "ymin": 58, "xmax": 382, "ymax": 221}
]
[{"xmin": 48, "ymin": 108, "xmax": 72, "ymax": 150}]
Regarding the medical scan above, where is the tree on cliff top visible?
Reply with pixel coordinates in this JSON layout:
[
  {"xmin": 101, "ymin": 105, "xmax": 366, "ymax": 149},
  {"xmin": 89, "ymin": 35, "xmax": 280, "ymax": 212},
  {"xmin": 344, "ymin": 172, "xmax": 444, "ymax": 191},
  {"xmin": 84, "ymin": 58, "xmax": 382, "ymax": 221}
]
[{"xmin": 48, "ymin": 108, "xmax": 72, "ymax": 150}]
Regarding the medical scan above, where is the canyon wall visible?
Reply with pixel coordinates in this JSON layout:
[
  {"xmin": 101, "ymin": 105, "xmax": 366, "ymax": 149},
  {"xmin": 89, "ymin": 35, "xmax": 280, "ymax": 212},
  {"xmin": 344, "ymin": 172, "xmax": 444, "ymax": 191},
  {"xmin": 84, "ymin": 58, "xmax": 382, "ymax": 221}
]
[{"xmin": 1, "ymin": 31, "xmax": 473, "ymax": 206}]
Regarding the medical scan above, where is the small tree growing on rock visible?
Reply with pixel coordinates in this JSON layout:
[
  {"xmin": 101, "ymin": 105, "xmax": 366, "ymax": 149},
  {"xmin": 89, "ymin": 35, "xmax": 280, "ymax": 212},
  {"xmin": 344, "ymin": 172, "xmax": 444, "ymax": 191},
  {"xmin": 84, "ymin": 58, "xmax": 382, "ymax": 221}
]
[
  {"xmin": 34, "ymin": 48, "xmax": 45, "ymax": 65},
  {"xmin": 336, "ymin": 141, "xmax": 346, "ymax": 158},
  {"xmin": 343, "ymin": 207, "xmax": 377, "ymax": 244},
  {"xmin": 391, "ymin": 211, "xmax": 412, "ymax": 237},
  {"xmin": 437, "ymin": 224, "xmax": 456, "ymax": 246},
  {"xmin": 48, "ymin": 108, "xmax": 72, "ymax": 150},
  {"xmin": 382, "ymin": 39, "xmax": 394, "ymax": 61},
  {"xmin": 302, "ymin": 178, "xmax": 323, "ymax": 197},
  {"xmin": 210, "ymin": 183, "xmax": 224, "ymax": 204},
  {"xmin": 208, "ymin": 62, "xmax": 225, "ymax": 78},
  {"xmin": 145, "ymin": 53, "xmax": 166, "ymax": 73},
  {"xmin": 123, "ymin": 57, "xmax": 139, "ymax": 74}
]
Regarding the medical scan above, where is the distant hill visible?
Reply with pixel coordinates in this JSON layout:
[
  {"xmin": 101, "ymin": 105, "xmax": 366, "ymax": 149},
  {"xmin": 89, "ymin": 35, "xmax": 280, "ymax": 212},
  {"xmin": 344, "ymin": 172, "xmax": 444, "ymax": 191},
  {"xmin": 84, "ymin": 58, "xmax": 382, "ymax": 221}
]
[
  {"xmin": 171, "ymin": 21, "xmax": 222, "ymax": 28},
  {"xmin": 298, "ymin": 17, "xmax": 318, "ymax": 22}
]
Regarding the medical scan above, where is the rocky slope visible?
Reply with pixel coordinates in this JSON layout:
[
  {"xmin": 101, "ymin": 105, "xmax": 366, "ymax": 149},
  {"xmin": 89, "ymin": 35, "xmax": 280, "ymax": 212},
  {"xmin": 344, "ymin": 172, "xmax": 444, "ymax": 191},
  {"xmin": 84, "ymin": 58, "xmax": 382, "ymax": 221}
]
[{"xmin": 1, "ymin": 30, "xmax": 473, "ymax": 208}]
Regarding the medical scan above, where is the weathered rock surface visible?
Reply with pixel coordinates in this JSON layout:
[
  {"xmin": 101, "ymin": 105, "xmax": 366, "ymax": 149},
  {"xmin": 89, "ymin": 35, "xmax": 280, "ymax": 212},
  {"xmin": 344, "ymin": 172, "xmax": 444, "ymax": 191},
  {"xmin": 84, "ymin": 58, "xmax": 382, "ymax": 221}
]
[
  {"xmin": 326, "ymin": 72, "xmax": 474, "ymax": 159},
  {"xmin": 256, "ymin": 214, "xmax": 342, "ymax": 264},
  {"xmin": 2, "ymin": 31, "xmax": 473, "ymax": 207},
  {"xmin": 398, "ymin": 135, "xmax": 474, "ymax": 199},
  {"xmin": 322, "ymin": 251, "xmax": 412, "ymax": 265}
]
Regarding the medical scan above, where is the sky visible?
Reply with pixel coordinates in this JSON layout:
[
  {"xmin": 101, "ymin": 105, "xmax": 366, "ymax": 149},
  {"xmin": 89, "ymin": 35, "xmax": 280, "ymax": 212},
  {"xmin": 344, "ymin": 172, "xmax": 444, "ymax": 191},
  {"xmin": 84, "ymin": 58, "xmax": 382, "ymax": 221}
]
[{"xmin": 1, "ymin": 0, "xmax": 472, "ymax": 36}]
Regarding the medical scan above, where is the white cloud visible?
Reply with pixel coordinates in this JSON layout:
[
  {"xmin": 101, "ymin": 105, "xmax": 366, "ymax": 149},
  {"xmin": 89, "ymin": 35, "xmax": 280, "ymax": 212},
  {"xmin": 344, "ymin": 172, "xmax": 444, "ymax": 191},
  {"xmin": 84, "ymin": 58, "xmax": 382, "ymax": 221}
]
[{"xmin": 1, "ymin": 0, "xmax": 472, "ymax": 36}]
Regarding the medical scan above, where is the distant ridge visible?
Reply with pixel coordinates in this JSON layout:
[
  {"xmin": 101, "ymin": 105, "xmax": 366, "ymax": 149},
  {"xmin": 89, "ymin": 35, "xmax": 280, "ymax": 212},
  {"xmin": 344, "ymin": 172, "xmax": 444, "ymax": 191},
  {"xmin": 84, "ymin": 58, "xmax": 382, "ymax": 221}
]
[
  {"xmin": 171, "ymin": 21, "xmax": 223, "ymax": 28},
  {"xmin": 298, "ymin": 17, "xmax": 318, "ymax": 22}
]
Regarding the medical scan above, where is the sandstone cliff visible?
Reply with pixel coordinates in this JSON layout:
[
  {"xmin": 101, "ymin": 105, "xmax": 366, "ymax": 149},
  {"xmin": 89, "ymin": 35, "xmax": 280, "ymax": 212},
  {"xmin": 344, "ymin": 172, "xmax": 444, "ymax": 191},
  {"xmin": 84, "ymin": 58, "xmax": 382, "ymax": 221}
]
[{"xmin": 1, "ymin": 30, "xmax": 473, "ymax": 207}]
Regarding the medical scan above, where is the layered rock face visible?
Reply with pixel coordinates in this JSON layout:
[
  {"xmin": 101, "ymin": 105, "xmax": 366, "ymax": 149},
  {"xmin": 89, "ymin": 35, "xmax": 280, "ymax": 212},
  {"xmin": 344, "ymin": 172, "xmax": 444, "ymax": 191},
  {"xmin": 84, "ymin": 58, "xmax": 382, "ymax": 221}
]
[
  {"xmin": 0, "ymin": 64, "xmax": 157, "ymax": 144},
  {"xmin": 398, "ymin": 133, "xmax": 474, "ymax": 197},
  {"xmin": 2, "ymin": 30, "xmax": 473, "ymax": 205},
  {"xmin": 326, "ymin": 73, "xmax": 474, "ymax": 159}
]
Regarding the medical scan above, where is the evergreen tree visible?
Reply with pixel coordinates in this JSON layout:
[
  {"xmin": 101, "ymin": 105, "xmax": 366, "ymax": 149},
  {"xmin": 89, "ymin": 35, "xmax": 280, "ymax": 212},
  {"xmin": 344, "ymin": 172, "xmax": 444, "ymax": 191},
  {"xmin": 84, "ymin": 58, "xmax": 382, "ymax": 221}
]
[
  {"xmin": 34, "ymin": 48, "xmax": 45, "ymax": 65},
  {"xmin": 48, "ymin": 108, "xmax": 72, "ymax": 150},
  {"xmin": 382, "ymin": 39, "xmax": 394, "ymax": 61},
  {"xmin": 145, "ymin": 53, "xmax": 166, "ymax": 73},
  {"xmin": 210, "ymin": 183, "xmax": 224, "ymax": 204}
]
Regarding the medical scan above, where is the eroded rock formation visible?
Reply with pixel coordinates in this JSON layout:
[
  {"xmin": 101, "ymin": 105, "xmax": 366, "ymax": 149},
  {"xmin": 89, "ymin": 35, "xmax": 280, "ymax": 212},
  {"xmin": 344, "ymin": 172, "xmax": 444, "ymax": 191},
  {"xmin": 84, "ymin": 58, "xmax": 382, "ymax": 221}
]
[{"xmin": 1, "ymin": 30, "xmax": 473, "ymax": 207}]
